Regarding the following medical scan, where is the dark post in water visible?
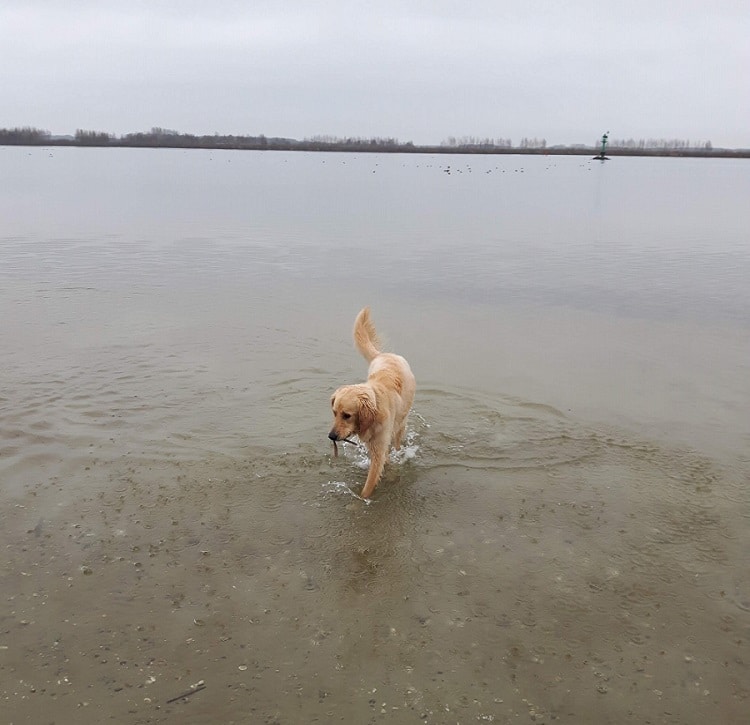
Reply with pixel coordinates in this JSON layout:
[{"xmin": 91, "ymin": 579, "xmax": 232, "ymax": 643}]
[{"xmin": 594, "ymin": 131, "xmax": 610, "ymax": 160}]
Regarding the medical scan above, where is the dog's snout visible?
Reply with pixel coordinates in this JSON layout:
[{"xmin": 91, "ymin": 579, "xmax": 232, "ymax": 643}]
[{"xmin": 328, "ymin": 430, "xmax": 339, "ymax": 441}]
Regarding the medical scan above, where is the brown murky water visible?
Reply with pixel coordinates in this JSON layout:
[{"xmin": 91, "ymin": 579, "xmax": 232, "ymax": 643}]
[{"xmin": 1, "ymin": 149, "xmax": 748, "ymax": 723}]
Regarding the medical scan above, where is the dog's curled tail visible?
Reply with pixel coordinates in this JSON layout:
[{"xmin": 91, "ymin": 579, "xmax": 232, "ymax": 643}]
[{"xmin": 353, "ymin": 307, "xmax": 382, "ymax": 362}]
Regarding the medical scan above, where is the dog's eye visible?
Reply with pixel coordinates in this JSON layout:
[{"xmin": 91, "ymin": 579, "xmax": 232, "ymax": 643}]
[{"xmin": 342, "ymin": 413, "xmax": 351, "ymax": 420}]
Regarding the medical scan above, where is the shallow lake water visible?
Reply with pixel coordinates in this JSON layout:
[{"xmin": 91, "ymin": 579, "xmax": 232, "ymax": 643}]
[{"xmin": 1, "ymin": 147, "xmax": 748, "ymax": 723}]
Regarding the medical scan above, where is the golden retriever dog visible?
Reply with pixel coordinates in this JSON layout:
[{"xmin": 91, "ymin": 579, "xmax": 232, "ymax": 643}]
[{"xmin": 329, "ymin": 307, "xmax": 416, "ymax": 499}]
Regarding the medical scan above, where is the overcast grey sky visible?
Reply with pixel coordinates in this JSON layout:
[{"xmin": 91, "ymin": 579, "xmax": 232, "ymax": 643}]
[{"xmin": 2, "ymin": 0, "xmax": 748, "ymax": 147}]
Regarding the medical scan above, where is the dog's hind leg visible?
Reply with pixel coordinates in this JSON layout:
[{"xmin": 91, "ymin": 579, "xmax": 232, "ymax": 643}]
[{"xmin": 392, "ymin": 422, "xmax": 407, "ymax": 450}]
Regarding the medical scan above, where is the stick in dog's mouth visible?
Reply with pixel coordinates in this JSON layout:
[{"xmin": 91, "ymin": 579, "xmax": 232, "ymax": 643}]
[{"xmin": 332, "ymin": 437, "xmax": 358, "ymax": 458}]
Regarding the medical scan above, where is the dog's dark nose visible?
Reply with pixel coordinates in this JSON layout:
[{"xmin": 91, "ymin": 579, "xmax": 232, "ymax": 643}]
[{"xmin": 328, "ymin": 430, "xmax": 338, "ymax": 441}]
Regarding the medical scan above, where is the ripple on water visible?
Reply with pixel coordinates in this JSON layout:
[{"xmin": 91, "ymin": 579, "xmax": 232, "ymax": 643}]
[{"xmin": 415, "ymin": 385, "xmax": 604, "ymax": 473}]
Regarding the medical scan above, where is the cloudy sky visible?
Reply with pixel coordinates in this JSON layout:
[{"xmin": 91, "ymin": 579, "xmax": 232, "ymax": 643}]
[{"xmin": 2, "ymin": 0, "xmax": 748, "ymax": 147}]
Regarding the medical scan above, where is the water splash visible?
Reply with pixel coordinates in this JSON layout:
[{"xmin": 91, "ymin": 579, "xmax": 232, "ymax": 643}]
[{"xmin": 321, "ymin": 480, "xmax": 374, "ymax": 503}]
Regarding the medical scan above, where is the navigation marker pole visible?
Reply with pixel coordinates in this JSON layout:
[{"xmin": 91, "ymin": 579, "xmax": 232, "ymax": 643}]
[{"xmin": 594, "ymin": 131, "xmax": 610, "ymax": 160}]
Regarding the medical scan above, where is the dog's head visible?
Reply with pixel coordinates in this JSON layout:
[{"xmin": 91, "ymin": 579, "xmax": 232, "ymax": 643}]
[{"xmin": 329, "ymin": 384, "xmax": 377, "ymax": 441}]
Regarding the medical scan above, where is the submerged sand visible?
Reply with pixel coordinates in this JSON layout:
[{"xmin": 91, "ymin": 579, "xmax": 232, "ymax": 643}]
[{"xmin": 2, "ymin": 386, "xmax": 747, "ymax": 724}]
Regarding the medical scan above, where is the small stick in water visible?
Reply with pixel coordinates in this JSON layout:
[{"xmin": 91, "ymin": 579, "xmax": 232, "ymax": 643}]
[
  {"xmin": 166, "ymin": 684, "xmax": 206, "ymax": 704},
  {"xmin": 332, "ymin": 438, "xmax": 357, "ymax": 458}
]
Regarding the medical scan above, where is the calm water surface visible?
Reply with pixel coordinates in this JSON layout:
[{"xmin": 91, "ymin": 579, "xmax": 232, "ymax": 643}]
[{"xmin": 1, "ymin": 147, "xmax": 748, "ymax": 723}]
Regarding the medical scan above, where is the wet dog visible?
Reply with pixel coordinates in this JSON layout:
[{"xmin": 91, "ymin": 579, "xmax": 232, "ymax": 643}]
[{"xmin": 329, "ymin": 307, "xmax": 416, "ymax": 498}]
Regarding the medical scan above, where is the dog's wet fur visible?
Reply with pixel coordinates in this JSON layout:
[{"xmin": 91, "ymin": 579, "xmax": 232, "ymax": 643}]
[{"xmin": 329, "ymin": 307, "xmax": 416, "ymax": 498}]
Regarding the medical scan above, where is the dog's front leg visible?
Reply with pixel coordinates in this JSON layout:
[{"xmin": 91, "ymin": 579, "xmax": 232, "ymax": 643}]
[{"xmin": 360, "ymin": 448, "xmax": 386, "ymax": 499}]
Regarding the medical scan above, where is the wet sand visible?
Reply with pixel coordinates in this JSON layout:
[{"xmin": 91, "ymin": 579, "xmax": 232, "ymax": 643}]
[{"xmin": 2, "ymin": 379, "xmax": 748, "ymax": 724}]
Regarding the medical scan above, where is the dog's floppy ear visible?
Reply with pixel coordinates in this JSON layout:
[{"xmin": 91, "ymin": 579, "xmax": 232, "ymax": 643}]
[{"xmin": 357, "ymin": 390, "xmax": 377, "ymax": 435}]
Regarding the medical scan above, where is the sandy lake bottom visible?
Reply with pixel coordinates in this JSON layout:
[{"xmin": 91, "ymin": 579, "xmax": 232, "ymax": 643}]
[{"xmin": 2, "ymin": 376, "xmax": 748, "ymax": 724}]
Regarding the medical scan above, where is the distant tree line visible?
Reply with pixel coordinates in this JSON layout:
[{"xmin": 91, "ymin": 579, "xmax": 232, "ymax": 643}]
[
  {"xmin": 604, "ymin": 137, "xmax": 713, "ymax": 151},
  {"xmin": 0, "ymin": 126, "xmax": 51, "ymax": 144},
  {"xmin": 442, "ymin": 136, "xmax": 514, "ymax": 148},
  {"xmin": 0, "ymin": 126, "xmax": 743, "ymax": 157},
  {"xmin": 305, "ymin": 134, "xmax": 408, "ymax": 147},
  {"xmin": 75, "ymin": 129, "xmax": 113, "ymax": 145},
  {"xmin": 74, "ymin": 128, "xmax": 272, "ymax": 147}
]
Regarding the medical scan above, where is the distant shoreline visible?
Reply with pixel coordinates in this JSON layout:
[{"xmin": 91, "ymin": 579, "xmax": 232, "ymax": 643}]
[{"xmin": 2, "ymin": 138, "xmax": 748, "ymax": 159}]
